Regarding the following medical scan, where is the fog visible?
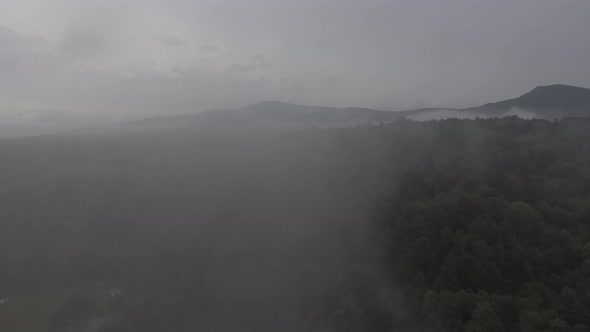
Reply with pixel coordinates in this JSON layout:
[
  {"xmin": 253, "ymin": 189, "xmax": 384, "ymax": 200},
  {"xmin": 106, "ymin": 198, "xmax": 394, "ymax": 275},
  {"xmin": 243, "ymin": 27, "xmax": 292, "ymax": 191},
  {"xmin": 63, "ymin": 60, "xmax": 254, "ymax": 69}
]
[
  {"xmin": 0, "ymin": 1, "xmax": 589, "ymax": 332},
  {"xmin": 0, "ymin": 0, "xmax": 590, "ymax": 120},
  {"xmin": 5, "ymin": 112, "xmax": 590, "ymax": 331},
  {"xmin": 407, "ymin": 107, "xmax": 546, "ymax": 121},
  {"xmin": 0, "ymin": 127, "xmax": 416, "ymax": 331}
]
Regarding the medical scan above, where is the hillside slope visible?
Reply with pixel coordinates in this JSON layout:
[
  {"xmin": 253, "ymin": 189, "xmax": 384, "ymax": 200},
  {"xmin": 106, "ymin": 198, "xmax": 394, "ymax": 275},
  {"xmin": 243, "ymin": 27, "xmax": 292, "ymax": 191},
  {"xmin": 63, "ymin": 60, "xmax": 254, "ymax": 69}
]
[
  {"xmin": 466, "ymin": 84, "xmax": 590, "ymax": 118},
  {"xmin": 129, "ymin": 101, "xmax": 401, "ymax": 131}
]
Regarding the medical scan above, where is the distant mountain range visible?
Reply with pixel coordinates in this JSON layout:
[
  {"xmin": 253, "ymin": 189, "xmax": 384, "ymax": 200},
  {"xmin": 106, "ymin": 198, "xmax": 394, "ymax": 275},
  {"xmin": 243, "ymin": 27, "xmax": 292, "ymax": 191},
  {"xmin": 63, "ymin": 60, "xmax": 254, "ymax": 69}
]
[
  {"xmin": 128, "ymin": 101, "xmax": 402, "ymax": 131},
  {"xmin": 130, "ymin": 84, "xmax": 590, "ymax": 131}
]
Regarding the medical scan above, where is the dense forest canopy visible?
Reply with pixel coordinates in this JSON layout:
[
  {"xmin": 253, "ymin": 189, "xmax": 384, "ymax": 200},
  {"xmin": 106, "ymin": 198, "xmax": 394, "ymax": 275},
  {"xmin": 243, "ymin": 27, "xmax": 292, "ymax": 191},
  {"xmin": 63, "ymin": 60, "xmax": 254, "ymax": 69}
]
[{"xmin": 0, "ymin": 116, "xmax": 590, "ymax": 331}]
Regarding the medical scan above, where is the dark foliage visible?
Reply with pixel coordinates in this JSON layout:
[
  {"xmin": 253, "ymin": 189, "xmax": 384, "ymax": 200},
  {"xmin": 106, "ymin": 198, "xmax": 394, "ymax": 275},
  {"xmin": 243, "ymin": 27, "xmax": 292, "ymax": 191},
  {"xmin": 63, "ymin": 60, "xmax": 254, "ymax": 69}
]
[{"xmin": 0, "ymin": 116, "xmax": 589, "ymax": 331}]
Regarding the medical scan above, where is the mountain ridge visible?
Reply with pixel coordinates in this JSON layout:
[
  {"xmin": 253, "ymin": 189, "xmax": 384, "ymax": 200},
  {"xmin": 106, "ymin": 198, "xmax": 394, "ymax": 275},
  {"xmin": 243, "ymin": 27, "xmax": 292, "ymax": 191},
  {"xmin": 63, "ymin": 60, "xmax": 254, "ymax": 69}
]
[
  {"xmin": 464, "ymin": 84, "xmax": 590, "ymax": 117},
  {"xmin": 128, "ymin": 84, "xmax": 590, "ymax": 130}
]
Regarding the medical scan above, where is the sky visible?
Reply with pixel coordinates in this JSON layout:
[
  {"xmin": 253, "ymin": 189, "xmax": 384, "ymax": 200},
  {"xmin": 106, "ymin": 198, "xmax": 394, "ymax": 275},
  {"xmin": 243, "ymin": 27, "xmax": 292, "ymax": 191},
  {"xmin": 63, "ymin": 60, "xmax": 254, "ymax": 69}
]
[{"xmin": 0, "ymin": 0, "xmax": 589, "ymax": 116}]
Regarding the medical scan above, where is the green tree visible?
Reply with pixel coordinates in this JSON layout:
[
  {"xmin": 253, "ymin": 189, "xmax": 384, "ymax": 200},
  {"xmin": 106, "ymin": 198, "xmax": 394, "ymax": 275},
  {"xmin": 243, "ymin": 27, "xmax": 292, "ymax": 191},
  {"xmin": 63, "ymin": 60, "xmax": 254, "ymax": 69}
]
[{"xmin": 465, "ymin": 302, "xmax": 504, "ymax": 332}]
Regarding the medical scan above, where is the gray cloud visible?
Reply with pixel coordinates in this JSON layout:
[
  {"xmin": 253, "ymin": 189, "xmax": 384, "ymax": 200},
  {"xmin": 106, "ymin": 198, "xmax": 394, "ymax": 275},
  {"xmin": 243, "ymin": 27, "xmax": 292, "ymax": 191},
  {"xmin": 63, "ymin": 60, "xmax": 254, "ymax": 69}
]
[
  {"xmin": 153, "ymin": 34, "xmax": 186, "ymax": 48},
  {"xmin": 226, "ymin": 63, "xmax": 258, "ymax": 74},
  {"xmin": 199, "ymin": 45, "xmax": 219, "ymax": 53},
  {"xmin": 226, "ymin": 56, "xmax": 274, "ymax": 74},
  {"xmin": 0, "ymin": 0, "xmax": 588, "ymax": 116}
]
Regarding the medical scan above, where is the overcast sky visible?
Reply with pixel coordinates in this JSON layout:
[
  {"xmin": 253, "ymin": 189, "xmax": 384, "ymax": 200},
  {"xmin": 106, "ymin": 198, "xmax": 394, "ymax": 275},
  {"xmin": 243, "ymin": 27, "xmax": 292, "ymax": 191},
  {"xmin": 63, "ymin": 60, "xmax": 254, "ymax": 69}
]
[{"xmin": 0, "ymin": 0, "xmax": 589, "ymax": 115}]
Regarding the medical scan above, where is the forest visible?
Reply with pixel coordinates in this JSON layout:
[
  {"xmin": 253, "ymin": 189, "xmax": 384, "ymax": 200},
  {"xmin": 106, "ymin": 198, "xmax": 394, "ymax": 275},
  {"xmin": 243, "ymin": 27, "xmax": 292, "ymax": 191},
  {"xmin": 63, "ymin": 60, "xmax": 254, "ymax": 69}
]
[{"xmin": 0, "ymin": 116, "xmax": 589, "ymax": 331}]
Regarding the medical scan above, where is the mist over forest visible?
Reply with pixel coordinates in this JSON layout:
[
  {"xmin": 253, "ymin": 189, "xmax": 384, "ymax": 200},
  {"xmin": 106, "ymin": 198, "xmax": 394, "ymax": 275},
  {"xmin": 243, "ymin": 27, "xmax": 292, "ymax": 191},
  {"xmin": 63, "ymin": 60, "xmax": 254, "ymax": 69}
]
[
  {"xmin": 1, "ymin": 1, "xmax": 590, "ymax": 332},
  {"xmin": 1, "ymin": 114, "xmax": 590, "ymax": 332}
]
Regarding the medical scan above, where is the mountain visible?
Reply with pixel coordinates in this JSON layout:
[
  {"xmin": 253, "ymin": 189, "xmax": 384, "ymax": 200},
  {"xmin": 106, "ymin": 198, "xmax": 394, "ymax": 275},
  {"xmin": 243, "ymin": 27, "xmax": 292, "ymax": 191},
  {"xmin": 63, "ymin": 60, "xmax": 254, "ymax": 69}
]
[
  {"xmin": 465, "ymin": 84, "xmax": 590, "ymax": 118},
  {"xmin": 127, "ymin": 84, "xmax": 590, "ymax": 131},
  {"xmin": 401, "ymin": 84, "xmax": 590, "ymax": 121},
  {"xmin": 128, "ymin": 101, "xmax": 402, "ymax": 131}
]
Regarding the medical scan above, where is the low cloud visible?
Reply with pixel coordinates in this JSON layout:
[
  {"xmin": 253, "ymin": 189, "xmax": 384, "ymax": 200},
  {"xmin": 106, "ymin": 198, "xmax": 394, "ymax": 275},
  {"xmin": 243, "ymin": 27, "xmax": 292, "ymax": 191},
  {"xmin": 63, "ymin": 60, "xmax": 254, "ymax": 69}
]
[
  {"xmin": 226, "ymin": 63, "xmax": 259, "ymax": 74},
  {"xmin": 154, "ymin": 34, "xmax": 187, "ymax": 48},
  {"xmin": 0, "ymin": 0, "xmax": 589, "ymax": 115},
  {"xmin": 407, "ymin": 107, "xmax": 546, "ymax": 121},
  {"xmin": 199, "ymin": 45, "xmax": 219, "ymax": 53}
]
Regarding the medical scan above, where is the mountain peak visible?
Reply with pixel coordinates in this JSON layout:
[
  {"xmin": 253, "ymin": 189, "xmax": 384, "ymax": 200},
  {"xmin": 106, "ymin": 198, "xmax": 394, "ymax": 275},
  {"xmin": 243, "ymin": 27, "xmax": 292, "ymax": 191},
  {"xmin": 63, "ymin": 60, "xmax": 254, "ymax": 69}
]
[
  {"xmin": 469, "ymin": 84, "xmax": 590, "ymax": 117},
  {"xmin": 518, "ymin": 84, "xmax": 590, "ymax": 111},
  {"xmin": 528, "ymin": 84, "xmax": 590, "ymax": 95}
]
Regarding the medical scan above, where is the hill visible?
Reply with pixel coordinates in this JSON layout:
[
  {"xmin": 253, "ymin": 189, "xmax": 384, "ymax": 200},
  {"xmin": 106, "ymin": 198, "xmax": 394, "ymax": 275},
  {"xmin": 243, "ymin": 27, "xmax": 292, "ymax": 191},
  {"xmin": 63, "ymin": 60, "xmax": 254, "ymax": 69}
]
[
  {"xmin": 402, "ymin": 84, "xmax": 590, "ymax": 121},
  {"xmin": 466, "ymin": 84, "xmax": 590, "ymax": 118},
  {"xmin": 128, "ymin": 101, "xmax": 402, "ymax": 131},
  {"xmin": 128, "ymin": 84, "xmax": 590, "ymax": 130}
]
